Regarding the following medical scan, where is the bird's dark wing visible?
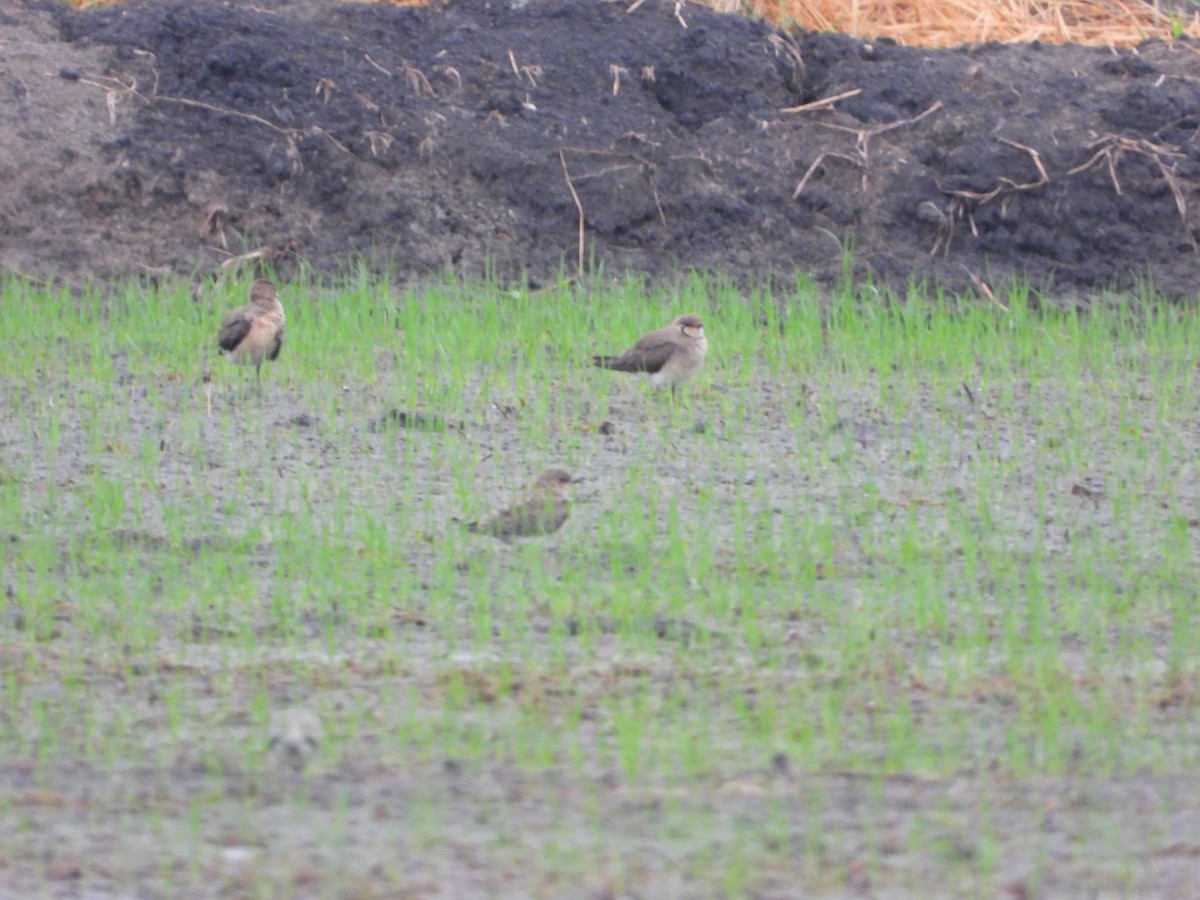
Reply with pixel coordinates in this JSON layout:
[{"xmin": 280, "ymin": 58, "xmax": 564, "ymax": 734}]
[
  {"xmin": 217, "ymin": 307, "xmax": 253, "ymax": 352},
  {"xmin": 593, "ymin": 339, "xmax": 676, "ymax": 374},
  {"xmin": 268, "ymin": 326, "xmax": 284, "ymax": 361}
]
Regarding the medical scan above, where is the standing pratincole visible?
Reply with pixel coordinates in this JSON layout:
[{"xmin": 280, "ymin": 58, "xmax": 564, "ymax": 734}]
[
  {"xmin": 466, "ymin": 468, "xmax": 578, "ymax": 542},
  {"xmin": 216, "ymin": 279, "xmax": 286, "ymax": 387},
  {"xmin": 593, "ymin": 314, "xmax": 708, "ymax": 395}
]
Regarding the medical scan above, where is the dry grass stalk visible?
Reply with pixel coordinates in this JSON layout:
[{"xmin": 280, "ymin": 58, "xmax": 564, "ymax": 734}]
[
  {"xmin": 75, "ymin": 70, "xmax": 352, "ymax": 161},
  {"xmin": 559, "ymin": 149, "xmax": 587, "ymax": 277},
  {"xmin": 941, "ymin": 137, "xmax": 1050, "ymax": 205},
  {"xmin": 792, "ymin": 152, "xmax": 861, "ymax": 199},
  {"xmin": 1069, "ymin": 133, "xmax": 1195, "ymax": 248},
  {"xmin": 807, "ymin": 100, "xmax": 943, "ymax": 191},
  {"xmin": 780, "ymin": 87, "xmax": 862, "ymax": 114},
  {"xmin": 559, "ymin": 146, "xmax": 669, "ymax": 276},
  {"xmin": 930, "ymin": 138, "xmax": 1053, "ymax": 258}
]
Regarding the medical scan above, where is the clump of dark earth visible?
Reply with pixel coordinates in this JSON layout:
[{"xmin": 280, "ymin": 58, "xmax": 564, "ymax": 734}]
[{"xmin": 5, "ymin": 0, "xmax": 1200, "ymax": 298}]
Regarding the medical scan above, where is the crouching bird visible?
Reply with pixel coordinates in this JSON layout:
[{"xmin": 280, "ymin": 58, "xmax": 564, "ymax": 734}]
[
  {"xmin": 217, "ymin": 279, "xmax": 285, "ymax": 388},
  {"xmin": 466, "ymin": 468, "xmax": 578, "ymax": 542},
  {"xmin": 593, "ymin": 314, "xmax": 707, "ymax": 395}
]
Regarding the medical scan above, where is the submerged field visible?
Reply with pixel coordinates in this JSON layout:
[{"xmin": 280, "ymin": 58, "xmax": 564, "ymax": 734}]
[{"xmin": 2, "ymin": 273, "xmax": 1200, "ymax": 896}]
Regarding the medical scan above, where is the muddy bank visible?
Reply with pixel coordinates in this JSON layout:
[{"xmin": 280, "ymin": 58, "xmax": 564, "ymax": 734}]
[{"xmin": 3, "ymin": 0, "xmax": 1199, "ymax": 296}]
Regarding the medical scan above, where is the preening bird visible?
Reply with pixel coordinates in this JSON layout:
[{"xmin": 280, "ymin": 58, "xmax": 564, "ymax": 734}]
[{"xmin": 216, "ymin": 279, "xmax": 286, "ymax": 386}]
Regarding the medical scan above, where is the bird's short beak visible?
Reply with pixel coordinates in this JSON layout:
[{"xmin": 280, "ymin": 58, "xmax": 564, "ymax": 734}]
[{"xmin": 571, "ymin": 476, "xmax": 585, "ymax": 484}]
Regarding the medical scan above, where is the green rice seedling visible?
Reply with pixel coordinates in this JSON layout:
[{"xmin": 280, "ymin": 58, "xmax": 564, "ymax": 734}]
[{"xmin": 3, "ymin": 269, "xmax": 1200, "ymax": 894}]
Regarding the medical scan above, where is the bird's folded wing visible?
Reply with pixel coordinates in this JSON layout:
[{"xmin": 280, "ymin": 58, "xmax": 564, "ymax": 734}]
[
  {"xmin": 596, "ymin": 340, "xmax": 677, "ymax": 374},
  {"xmin": 217, "ymin": 309, "xmax": 254, "ymax": 352},
  {"xmin": 267, "ymin": 323, "xmax": 284, "ymax": 361}
]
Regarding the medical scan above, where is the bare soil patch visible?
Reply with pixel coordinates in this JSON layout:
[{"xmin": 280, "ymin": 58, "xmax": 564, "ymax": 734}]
[{"xmin": 4, "ymin": 0, "xmax": 1200, "ymax": 297}]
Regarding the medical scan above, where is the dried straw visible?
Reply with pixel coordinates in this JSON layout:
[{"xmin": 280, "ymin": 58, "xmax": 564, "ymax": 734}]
[{"xmin": 731, "ymin": 0, "xmax": 1199, "ymax": 47}]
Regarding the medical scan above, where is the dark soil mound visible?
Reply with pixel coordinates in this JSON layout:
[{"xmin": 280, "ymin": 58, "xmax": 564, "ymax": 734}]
[{"xmin": 4, "ymin": 0, "xmax": 1199, "ymax": 297}]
